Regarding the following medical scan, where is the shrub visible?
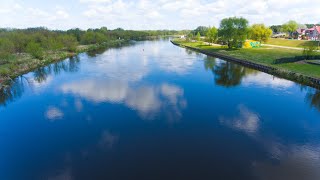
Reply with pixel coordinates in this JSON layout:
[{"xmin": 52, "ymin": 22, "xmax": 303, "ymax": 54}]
[
  {"xmin": 0, "ymin": 38, "xmax": 15, "ymax": 63},
  {"xmin": 303, "ymin": 44, "xmax": 318, "ymax": 60},
  {"xmin": 26, "ymin": 42, "xmax": 44, "ymax": 59},
  {"xmin": 60, "ymin": 35, "xmax": 78, "ymax": 52}
]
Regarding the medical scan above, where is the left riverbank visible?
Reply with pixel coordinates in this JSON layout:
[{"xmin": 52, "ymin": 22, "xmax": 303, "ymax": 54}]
[{"xmin": 0, "ymin": 39, "xmax": 126, "ymax": 85}]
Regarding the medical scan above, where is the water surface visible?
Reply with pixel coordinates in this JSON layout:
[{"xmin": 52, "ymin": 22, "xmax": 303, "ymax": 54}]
[{"xmin": 1, "ymin": 39, "xmax": 320, "ymax": 180}]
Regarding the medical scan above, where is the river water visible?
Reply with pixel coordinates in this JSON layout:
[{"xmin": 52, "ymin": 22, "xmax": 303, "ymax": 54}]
[{"xmin": 1, "ymin": 38, "xmax": 320, "ymax": 180}]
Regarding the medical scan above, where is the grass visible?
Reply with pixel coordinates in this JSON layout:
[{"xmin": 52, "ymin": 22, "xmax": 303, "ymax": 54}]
[
  {"xmin": 0, "ymin": 39, "xmax": 126, "ymax": 83},
  {"xmin": 173, "ymin": 39, "xmax": 320, "ymax": 79},
  {"xmin": 278, "ymin": 63, "xmax": 320, "ymax": 78},
  {"xmin": 266, "ymin": 38, "xmax": 319, "ymax": 48}
]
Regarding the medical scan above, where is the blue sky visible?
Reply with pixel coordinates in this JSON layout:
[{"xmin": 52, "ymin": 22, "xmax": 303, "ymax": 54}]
[{"xmin": 0, "ymin": 0, "xmax": 319, "ymax": 30}]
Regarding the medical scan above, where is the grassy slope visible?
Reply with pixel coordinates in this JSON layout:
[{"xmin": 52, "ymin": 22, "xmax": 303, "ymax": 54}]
[
  {"xmin": 0, "ymin": 40, "xmax": 124, "ymax": 82},
  {"xmin": 266, "ymin": 38, "xmax": 319, "ymax": 48},
  {"xmin": 173, "ymin": 40, "xmax": 320, "ymax": 78}
]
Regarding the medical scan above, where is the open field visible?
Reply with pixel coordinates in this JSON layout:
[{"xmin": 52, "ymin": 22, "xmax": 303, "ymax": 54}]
[{"xmin": 266, "ymin": 38, "xmax": 319, "ymax": 48}]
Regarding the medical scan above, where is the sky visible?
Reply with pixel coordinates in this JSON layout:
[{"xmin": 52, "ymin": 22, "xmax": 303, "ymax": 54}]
[{"xmin": 0, "ymin": 0, "xmax": 319, "ymax": 30}]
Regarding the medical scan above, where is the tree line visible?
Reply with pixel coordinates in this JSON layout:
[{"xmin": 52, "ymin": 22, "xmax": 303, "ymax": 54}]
[
  {"xmin": 187, "ymin": 17, "xmax": 272, "ymax": 49},
  {"xmin": 0, "ymin": 27, "xmax": 186, "ymax": 62},
  {"xmin": 188, "ymin": 17, "xmax": 320, "ymax": 49}
]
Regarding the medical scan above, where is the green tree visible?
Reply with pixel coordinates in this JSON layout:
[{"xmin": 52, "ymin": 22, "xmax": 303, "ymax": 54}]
[
  {"xmin": 9, "ymin": 32, "xmax": 29, "ymax": 53},
  {"xmin": 0, "ymin": 38, "xmax": 15, "ymax": 62},
  {"xmin": 26, "ymin": 41, "xmax": 44, "ymax": 59},
  {"xmin": 196, "ymin": 32, "xmax": 201, "ymax": 41},
  {"xmin": 187, "ymin": 33, "xmax": 194, "ymax": 41},
  {"xmin": 81, "ymin": 31, "xmax": 107, "ymax": 45},
  {"xmin": 43, "ymin": 36, "xmax": 63, "ymax": 51},
  {"xmin": 67, "ymin": 28, "xmax": 83, "ymax": 42},
  {"xmin": 60, "ymin": 35, "xmax": 78, "ymax": 52},
  {"xmin": 95, "ymin": 32, "xmax": 108, "ymax": 44},
  {"xmin": 192, "ymin": 26, "xmax": 209, "ymax": 36},
  {"xmin": 218, "ymin": 17, "xmax": 249, "ymax": 49},
  {"xmin": 249, "ymin": 24, "xmax": 272, "ymax": 43},
  {"xmin": 206, "ymin": 26, "xmax": 218, "ymax": 43},
  {"xmin": 81, "ymin": 31, "xmax": 96, "ymax": 44},
  {"xmin": 282, "ymin": 20, "xmax": 298, "ymax": 37},
  {"xmin": 270, "ymin": 25, "xmax": 282, "ymax": 34}
]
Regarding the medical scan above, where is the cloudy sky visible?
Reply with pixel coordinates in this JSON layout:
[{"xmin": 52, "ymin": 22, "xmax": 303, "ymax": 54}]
[{"xmin": 0, "ymin": 0, "xmax": 319, "ymax": 30}]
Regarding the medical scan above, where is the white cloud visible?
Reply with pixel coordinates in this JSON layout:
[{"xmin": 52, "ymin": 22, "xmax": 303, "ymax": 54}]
[
  {"xmin": 56, "ymin": 10, "xmax": 70, "ymax": 19},
  {"xmin": 1, "ymin": 0, "xmax": 319, "ymax": 30},
  {"xmin": 80, "ymin": 0, "xmax": 112, "ymax": 3}
]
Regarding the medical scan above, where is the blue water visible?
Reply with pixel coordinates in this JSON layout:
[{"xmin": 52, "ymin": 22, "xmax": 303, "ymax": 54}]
[{"xmin": 1, "ymin": 39, "xmax": 320, "ymax": 180}]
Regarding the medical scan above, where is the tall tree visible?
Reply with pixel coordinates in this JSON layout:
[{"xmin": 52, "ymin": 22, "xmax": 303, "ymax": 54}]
[
  {"xmin": 192, "ymin": 26, "xmax": 209, "ymax": 36},
  {"xmin": 270, "ymin": 25, "xmax": 282, "ymax": 34},
  {"xmin": 196, "ymin": 32, "xmax": 201, "ymax": 41},
  {"xmin": 249, "ymin": 24, "xmax": 272, "ymax": 43},
  {"xmin": 206, "ymin": 26, "xmax": 218, "ymax": 43},
  {"xmin": 218, "ymin": 17, "xmax": 249, "ymax": 49},
  {"xmin": 282, "ymin": 20, "xmax": 298, "ymax": 37},
  {"xmin": 187, "ymin": 33, "xmax": 194, "ymax": 41}
]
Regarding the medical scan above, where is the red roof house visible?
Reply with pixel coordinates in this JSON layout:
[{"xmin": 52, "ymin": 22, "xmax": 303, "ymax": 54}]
[{"xmin": 305, "ymin": 26, "xmax": 320, "ymax": 40}]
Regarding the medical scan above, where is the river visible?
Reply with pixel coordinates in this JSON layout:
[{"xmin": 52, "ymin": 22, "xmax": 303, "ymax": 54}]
[{"xmin": 1, "ymin": 38, "xmax": 320, "ymax": 180}]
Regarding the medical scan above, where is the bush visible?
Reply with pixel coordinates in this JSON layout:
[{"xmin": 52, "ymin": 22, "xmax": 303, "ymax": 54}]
[
  {"xmin": 26, "ymin": 42, "xmax": 44, "ymax": 59},
  {"xmin": 81, "ymin": 31, "xmax": 108, "ymax": 45},
  {"xmin": 0, "ymin": 38, "xmax": 15, "ymax": 63},
  {"xmin": 60, "ymin": 35, "xmax": 78, "ymax": 52},
  {"xmin": 43, "ymin": 36, "xmax": 64, "ymax": 51},
  {"xmin": 303, "ymin": 44, "xmax": 318, "ymax": 60}
]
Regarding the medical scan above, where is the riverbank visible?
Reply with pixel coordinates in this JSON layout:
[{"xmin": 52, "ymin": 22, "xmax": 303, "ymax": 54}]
[
  {"xmin": 171, "ymin": 39, "xmax": 320, "ymax": 88},
  {"xmin": 0, "ymin": 39, "xmax": 127, "ymax": 85}
]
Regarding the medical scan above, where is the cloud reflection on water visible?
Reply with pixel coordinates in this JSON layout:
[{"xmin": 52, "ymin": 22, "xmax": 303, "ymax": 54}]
[
  {"xmin": 98, "ymin": 131, "xmax": 119, "ymax": 149},
  {"xmin": 254, "ymin": 144, "xmax": 320, "ymax": 180},
  {"xmin": 219, "ymin": 104, "xmax": 260, "ymax": 134},
  {"xmin": 242, "ymin": 73, "xmax": 294, "ymax": 89},
  {"xmin": 60, "ymin": 79, "xmax": 186, "ymax": 120},
  {"xmin": 46, "ymin": 106, "xmax": 64, "ymax": 121},
  {"xmin": 219, "ymin": 104, "xmax": 320, "ymax": 179}
]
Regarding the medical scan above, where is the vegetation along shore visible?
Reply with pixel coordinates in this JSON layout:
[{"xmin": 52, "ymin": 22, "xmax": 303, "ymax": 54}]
[
  {"xmin": 173, "ymin": 17, "xmax": 320, "ymax": 88},
  {"xmin": 0, "ymin": 27, "xmax": 187, "ymax": 85}
]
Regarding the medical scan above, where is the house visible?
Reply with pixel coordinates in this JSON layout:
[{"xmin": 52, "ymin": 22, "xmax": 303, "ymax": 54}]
[
  {"xmin": 305, "ymin": 26, "xmax": 320, "ymax": 40},
  {"xmin": 294, "ymin": 28, "xmax": 306, "ymax": 39}
]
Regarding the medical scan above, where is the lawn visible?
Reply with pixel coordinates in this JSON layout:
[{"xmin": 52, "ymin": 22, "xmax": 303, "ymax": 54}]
[
  {"xmin": 173, "ymin": 39, "xmax": 320, "ymax": 79},
  {"xmin": 266, "ymin": 38, "xmax": 319, "ymax": 48}
]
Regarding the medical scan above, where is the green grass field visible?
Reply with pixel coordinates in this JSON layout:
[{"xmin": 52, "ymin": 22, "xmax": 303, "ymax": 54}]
[
  {"xmin": 173, "ymin": 39, "xmax": 320, "ymax": 78},
  {"xmin": 266, "ymin": 38, "xmax": 319, "ymax": 48}
]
